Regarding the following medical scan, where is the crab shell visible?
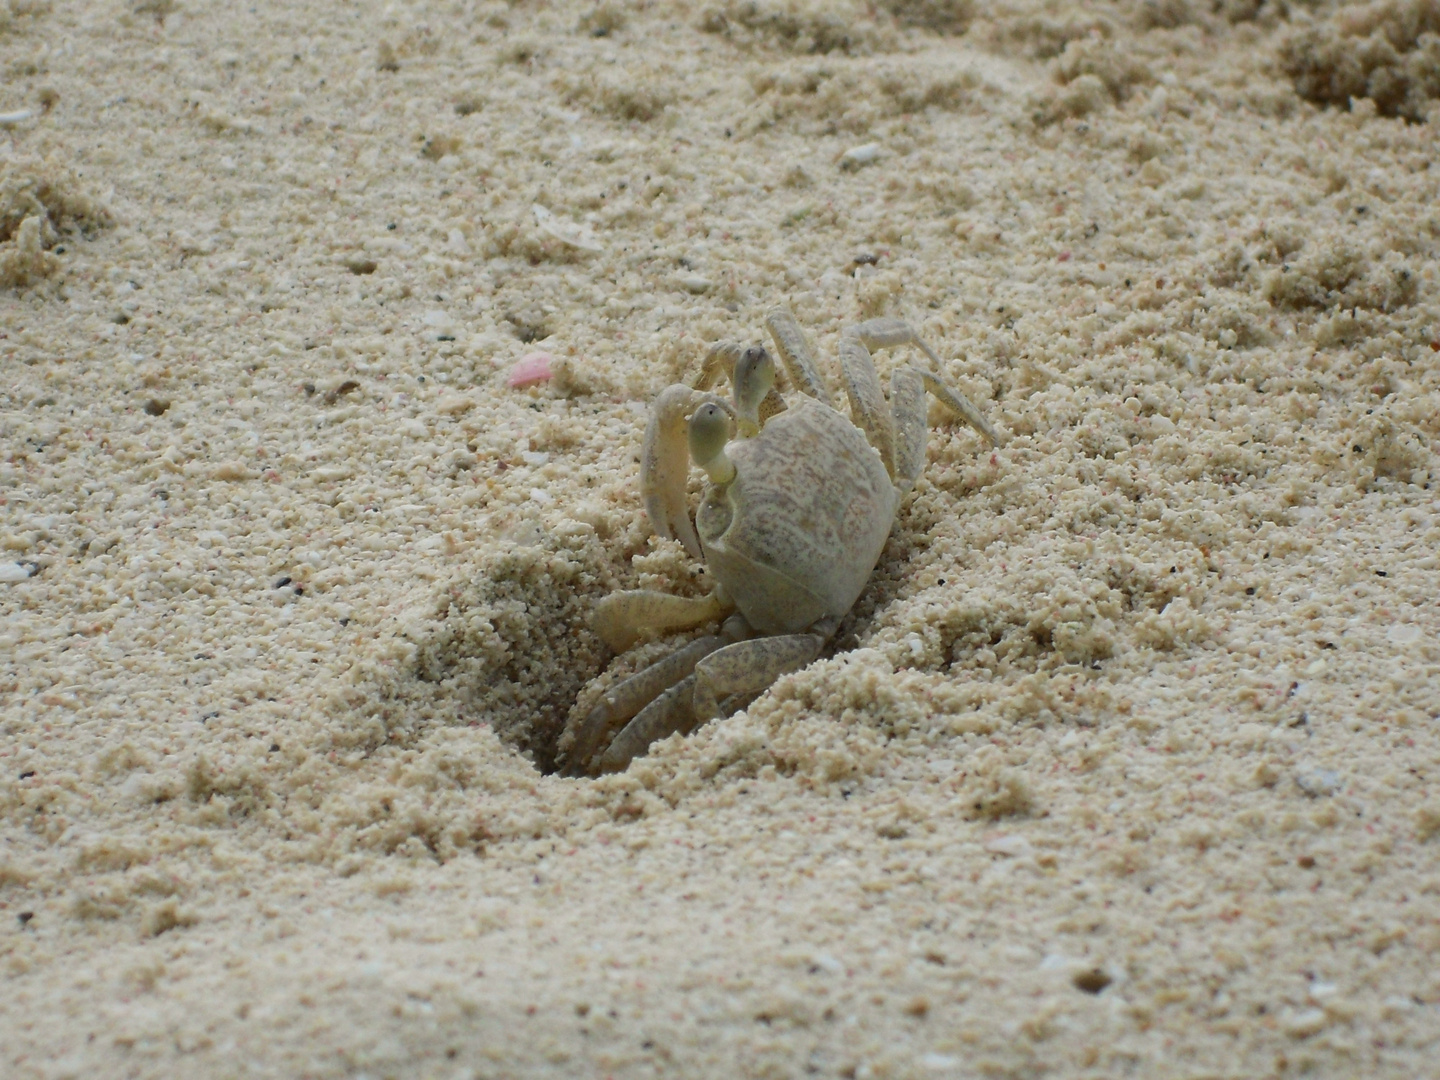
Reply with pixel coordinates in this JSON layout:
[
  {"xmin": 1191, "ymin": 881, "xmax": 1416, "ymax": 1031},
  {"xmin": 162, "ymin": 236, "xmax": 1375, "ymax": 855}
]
[{"xmin": 694, "ymin": 395, "xmax": 901, "ymax": 635}]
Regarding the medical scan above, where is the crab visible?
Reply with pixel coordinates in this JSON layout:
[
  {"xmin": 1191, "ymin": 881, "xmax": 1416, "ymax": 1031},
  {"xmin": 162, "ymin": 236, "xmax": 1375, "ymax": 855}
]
[{"xmin": 558, "ymin": 308, "xmax": 999, "ymax": 776}]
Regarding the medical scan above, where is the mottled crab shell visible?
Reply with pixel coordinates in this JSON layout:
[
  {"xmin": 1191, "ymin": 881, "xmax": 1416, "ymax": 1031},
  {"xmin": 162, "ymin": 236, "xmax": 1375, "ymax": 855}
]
[{"xmin": 694, "ymin": 396, "xmax": 900, "ymax": 635}]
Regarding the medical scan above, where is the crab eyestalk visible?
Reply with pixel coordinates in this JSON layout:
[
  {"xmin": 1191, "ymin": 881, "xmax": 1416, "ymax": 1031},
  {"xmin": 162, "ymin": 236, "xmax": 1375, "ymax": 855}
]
[
  {"xmin": 733, "ymin": 346, "xmax": 776, "ymax": 438},
  {"xmin": 688, "ymin": 402, "xmax": 736, "ymax": 485}
]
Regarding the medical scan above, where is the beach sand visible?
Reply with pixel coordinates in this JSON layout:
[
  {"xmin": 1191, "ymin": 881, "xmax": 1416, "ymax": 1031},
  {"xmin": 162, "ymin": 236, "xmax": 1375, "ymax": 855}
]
[{"xmin": 3, "ymin": 0, "xmax": 1439, "ymax": 1075}]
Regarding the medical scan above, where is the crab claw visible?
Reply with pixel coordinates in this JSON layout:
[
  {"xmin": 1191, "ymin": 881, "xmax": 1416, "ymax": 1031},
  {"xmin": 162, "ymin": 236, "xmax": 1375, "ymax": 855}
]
[
  {"xmin": 594, "ymin": 589, "xmax": 728, "ymax": 652},
  {"xmin": 641, "ymin": 385, "xmax": 704, "ymax": 558}
]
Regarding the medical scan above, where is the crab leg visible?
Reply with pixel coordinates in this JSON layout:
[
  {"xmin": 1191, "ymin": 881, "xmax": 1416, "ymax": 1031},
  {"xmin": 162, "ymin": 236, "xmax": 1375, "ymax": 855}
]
[
  {"xmin": 838, "ymin": 331, "xmax": 898, "ymax": 479},
  {"xmin": 594, "ymin": 674, "xmax": 699, "ymax": 773},
  {"xmin": 694, "ymin": 341, "xmax": 744, "ymax": 392},
  {"xmin": 592, "ymin": 615, "xmax": 837, "ymax": 773},
  {"xmin": 563, "ymin": 634, "xmax": 730, "ymax": 776},
  {"xmin": 916, "ymin": 370, "xmax": 1000, "ymax": 448},
  {"xmin": 847, "ymin": 318, "xmax": 1000, "ymax": 447},
  {"xmin": 691, "ymin": 615, "xmax": 840, "ymax": 721},
  {"xmin": 581, "ymin": 613, "xmax": 753, "ymax": 774},
  {"xmin": 834, "ymin": 317, "xmax": 1001, "ymax": 486},
  {"xmin": 847, "ymin": 316, "xmax": 948, "ymax": 365},
  {"xmin": 891, "ymin": 366, "xmax": 929, "ymax": 491},
  {"xmin": 597, "ymin": 629, "xmax": 830, "ymax": 773},
  {"xmin": 765, "ymin": 309, "xmax": 834, "ymax": 407}
]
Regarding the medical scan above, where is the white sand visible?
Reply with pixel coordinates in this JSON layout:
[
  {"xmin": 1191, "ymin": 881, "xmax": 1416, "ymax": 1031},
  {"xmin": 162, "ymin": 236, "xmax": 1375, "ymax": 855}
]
[{"xmin": 3, "ymin": 0, "xmax": 1439, "ymax": 1075}]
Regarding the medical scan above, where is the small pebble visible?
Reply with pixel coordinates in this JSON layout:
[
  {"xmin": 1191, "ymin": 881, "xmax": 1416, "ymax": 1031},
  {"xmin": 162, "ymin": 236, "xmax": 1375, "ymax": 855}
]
[
  {"xmin": 0, "ymin": 562, "xmax": 32, "ymax": 582},
  {"xmin": 1295, "ymin": 767, "xmax": 1342, "ymax": 797},
  {"xmin": 532, "ymin": 204, "xmax": 603, "ymax": 252},
  {"xmin": 1281, "ymin": 1007, "xmax": 1328, "ymax": 1038},
  {"xmin": 435, "ymin": 393, "xmax": 475, "ymax": 416},
  {"xmin": 212, "ymin": 462, "xmax": 252, "ymax": 481},
  {"xmin": 839, "ymin": 143, "xmax": 882, "ymax": 170},
  {"xmin": 1308, "ymin": 980, "xmax": 1338, "ymax": 1002},
  {"xmin": 983, "ymin": 834, "xmax": 1032, "ymax": 857},
  {"xmin": 1386, "ymin": 624, "xmax": 1422, "ymax": 645},
  {"xmin": 508, "ymin": 352, "xmax": 554, "ymax": 388}
]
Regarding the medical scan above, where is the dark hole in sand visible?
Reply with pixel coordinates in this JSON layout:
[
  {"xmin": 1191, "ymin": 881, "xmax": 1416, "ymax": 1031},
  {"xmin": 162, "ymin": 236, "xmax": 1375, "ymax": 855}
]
[{"xmin": 411, "ymin": 525, "xmax": 616, "ymax": 774}]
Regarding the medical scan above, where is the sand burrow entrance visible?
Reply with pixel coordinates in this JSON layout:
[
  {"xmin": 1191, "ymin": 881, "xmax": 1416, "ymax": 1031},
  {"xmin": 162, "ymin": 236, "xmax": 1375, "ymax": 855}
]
[{"xmin": 410, "ymin": 524, "xmax": 618, "ymax": 774}]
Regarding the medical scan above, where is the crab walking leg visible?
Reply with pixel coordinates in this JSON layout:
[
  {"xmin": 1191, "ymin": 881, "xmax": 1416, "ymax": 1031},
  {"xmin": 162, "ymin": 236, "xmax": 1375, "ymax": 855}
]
[
  {"xmin": 596, "ymin": 618, "xmax": 829, "ymax": 774},
  {"xmin": 917, "ymin": 370, "xmax": 1000, "ymax": 448},
  {"xmin": 847, "ymin": 317, "xmax": 1001, "ymax": 448},
  {"xmin": 838, "ymin": 331, "xmax": 897, "ymax": 479},
  {"xmin": 594, "ymin": 589, "xmax": 732, "ymax": 652},
  {"xmin": 589, "ymin": 614, "xmax": 754, "ymax": 773},
  {"xmin": 690, "ymin": 627, "xmax": 832, "ymax": 721},
  {"xmin": 847, "ymin": 316, "xmax": 949, "ymax": 366},
  {"xmin": 890, "ymin": 365, "xmax": 929, "ymax": 491},
  {"xmin": 694, "ymin": 341, "xmax": 743, "ymax": 392},
  {"xmin": 597, "ymin": 674, "xmax": 702, "ymax": 774},
  {"xmin": 564, "ymin": 634, "xmax": 731, "ymax": 775},
  {"xmin": 765, "ymin": 308, "xmax": 834, "ymax": 407}
]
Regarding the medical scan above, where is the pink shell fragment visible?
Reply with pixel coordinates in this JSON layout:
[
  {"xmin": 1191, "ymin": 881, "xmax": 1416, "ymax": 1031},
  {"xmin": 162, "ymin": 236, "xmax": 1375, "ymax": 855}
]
[{"xmin": 508, "ymin": 352, "xmax": 554, "ymax": 388}]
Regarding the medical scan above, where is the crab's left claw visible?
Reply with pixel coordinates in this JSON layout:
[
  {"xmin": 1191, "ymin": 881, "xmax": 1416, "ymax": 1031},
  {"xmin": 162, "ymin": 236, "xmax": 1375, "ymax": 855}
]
[{"xmin": 642, "ymin": 384, "xmax": 705, "ymax": 558}]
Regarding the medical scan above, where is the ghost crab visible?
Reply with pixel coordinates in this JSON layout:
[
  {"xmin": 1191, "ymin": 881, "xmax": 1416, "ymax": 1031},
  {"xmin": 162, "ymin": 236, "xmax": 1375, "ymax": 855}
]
[{"xmin": 558, "ymin": 308, "xmax": 999, "ymax": 776}]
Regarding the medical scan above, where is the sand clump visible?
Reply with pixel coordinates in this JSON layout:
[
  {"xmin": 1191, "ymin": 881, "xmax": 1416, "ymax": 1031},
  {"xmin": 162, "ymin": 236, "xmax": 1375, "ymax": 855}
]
[
  {"xmin": 0, "ymin": 154, "xmax": 110, "ymax": 287},
  {"xmin": 2, "ymin": 0, "xmax": 1440, "ymax": 1076},
  {"xmin": 1281, "ymin": 0, "xmax": 1440, "ymax": 122}
]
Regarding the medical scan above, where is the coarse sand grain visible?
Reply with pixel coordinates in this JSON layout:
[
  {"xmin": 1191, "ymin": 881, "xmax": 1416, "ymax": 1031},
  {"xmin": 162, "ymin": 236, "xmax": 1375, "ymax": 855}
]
[{"xmin": 3, "ymin": 0, "xmax": 1440, "ymax": 1076}]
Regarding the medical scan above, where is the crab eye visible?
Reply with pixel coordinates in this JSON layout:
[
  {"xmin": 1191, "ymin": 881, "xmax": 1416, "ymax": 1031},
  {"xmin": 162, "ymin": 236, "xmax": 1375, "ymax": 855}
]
[
  {"xmin": 689, "ymin": 402, "xmax": 728, "ymax": 456},
  {"xmin": 733, "ymin": 346, "xmax": 775, "ymax": 436},
  {"xmin": 689, "ymin": 403, "xmax": 735, "ymax": 484}
]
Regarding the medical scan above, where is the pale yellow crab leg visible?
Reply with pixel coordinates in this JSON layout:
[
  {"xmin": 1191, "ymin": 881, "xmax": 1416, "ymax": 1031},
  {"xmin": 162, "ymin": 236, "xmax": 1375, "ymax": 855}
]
[
  {"xmin": 593, "ymin": 588, "xmax": 731, "ymax": 652},
  {"xmin": 919, "ymin": 370, "xmax": 999, "ymax": 447},
  {"xmin": 848, "ymin": 317, "xmax": 1001, "ymax": 448},
  {"xmin": 838, "ymin": 329, "xmax": 898, "ymax": 479},
  {"xmin": 562, "ymin": 632, "xmax": 731, "ymax": 776},
  {"xmin": 765, "ymin": 308, "xmax": 834, "ymax": 407},
  {"xmin": 587, "ymin": 613, "xmax": 755, "ymax": 774},
  {"xmin": 892, "ymin": 363, "xmax": 1000, "ymax": 490},
  {"xmin": 694, "ymin": 341, "xmax": 743, "ymax": 392},
  {"xmin": 891, "ymin": 366, "xmax": 929, "ymax": 491},
  {"xmin": 597, "ymin": 674, "xmax": 702, "ymax": 774},
  {"xmin": 690, "ymin": 615, "xmax": 840, "ymax": 721}
]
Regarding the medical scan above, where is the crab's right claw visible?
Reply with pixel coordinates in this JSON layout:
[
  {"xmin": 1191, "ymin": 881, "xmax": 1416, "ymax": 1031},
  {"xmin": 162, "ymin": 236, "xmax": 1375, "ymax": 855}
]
[{"xmin": 641, "ymin": 384, "xmax": 703, "ymax": 558}]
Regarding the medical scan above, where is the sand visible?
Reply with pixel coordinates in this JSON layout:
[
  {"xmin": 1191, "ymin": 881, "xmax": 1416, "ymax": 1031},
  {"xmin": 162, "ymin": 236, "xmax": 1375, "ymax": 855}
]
[{"xmin": 2, "ymin": 0, "xmax": 1439, "ymax": 1075}]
